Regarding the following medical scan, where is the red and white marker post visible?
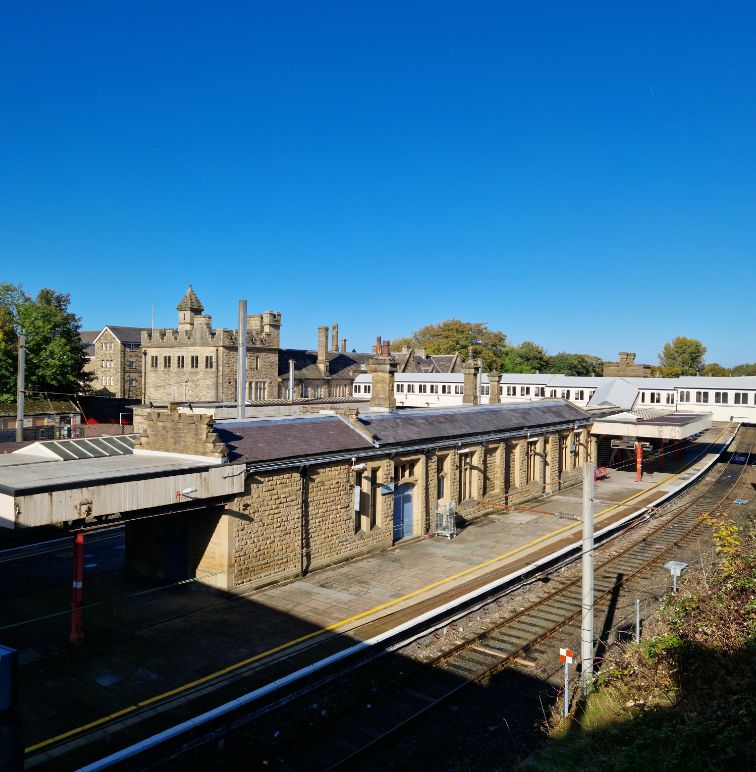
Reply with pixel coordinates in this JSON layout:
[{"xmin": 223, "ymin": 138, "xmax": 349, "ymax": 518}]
[{"xmin": 560, "ymin": 647, "xmax": 574, "ymax": 717}]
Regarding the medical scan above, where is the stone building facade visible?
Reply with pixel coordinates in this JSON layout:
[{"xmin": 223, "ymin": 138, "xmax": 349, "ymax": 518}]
[
  {"xmin": 82, "ymin": 326, "xmax": 147, "ymax": 399},
  {"xmin": 128, "ymin": 373, "xmax": 594, "ymax": 590},
  {"xmin": 141, "ymin": 286, "xmax": 382, "ymax": 405}
]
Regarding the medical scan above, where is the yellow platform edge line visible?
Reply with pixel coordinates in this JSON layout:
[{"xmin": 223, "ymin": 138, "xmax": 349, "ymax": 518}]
[{"xmin": 26, "ymin": 427, "xmax": 731, "ymax": 754}]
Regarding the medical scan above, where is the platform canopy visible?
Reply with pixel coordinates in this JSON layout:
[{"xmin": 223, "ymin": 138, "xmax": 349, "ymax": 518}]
[{"xmin": 590, "ymin": 411, "xmax": 712, "ymax": 441}]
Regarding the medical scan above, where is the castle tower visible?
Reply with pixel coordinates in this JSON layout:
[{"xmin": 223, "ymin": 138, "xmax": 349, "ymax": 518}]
[{"xmin": 177, "ymin": 285, "xmax": 204, "ymax": 331}]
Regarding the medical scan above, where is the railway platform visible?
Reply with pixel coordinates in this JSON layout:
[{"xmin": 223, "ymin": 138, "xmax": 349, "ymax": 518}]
[{"xmin": 8, "ymin": 425, "xmax": 734, "ymax": 767}]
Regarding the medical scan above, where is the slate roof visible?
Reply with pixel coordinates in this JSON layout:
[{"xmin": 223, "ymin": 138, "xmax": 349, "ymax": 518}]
[
  {"xmin": 277, "ymin": 349, "xmax": 371, "ymax": 380},
  {"xmin": 215, "ymin": 416, "xmax": 372, "ymax": 462},
  {"xmin": 357, "ymin": 401, "xmax": 589, "ymax": 446},
  {"xmin": 176, "ymin": 285, "xmax": 204, "ymax": 312},
  {"xmin": 101, "ymin": 326, "xmax": 147, "ymax": 344},
  {"xmin": 429, "ymin": 354, "xmax": 461, "ymax": 373}
]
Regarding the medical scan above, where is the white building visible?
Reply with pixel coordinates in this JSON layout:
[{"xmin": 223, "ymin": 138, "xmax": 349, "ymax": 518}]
[{"xmin": 352, "ymin": 372, "xmax": 756, "ymax": 423}]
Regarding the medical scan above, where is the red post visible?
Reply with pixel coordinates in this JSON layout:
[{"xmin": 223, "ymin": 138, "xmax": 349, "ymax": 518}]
[
  {"xmin": 70, "ymin": 531, "xmax": 85, "ymax": 645},
  {"xmin": 659, "ymin": 439, "xmax": 665, "ymax": 471},
  {"xmin": 635, "ymin": 441, "xmax": 643, "ymax": 483}
]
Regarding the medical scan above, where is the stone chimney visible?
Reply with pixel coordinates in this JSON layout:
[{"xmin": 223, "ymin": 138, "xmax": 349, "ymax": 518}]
[
  {"xmin": 487, "ymin": 372, "xmax": 501, "ymax": 404},
  {"xmin": 619, "ymin": 352, "xmax": 636, "ymax": 366},
  {"xmin": 331, "ymin": 322, "xmax": 339, "ymax": 352},
  {"xmin": 416, "ymin": 347, "xmax": 426, "ymax": 359},
  {"xmin": 317, "ymin": 326, "xmax": 329, "ymax": 376},
  {"xmin": 462, "ymin": 355, "xmax": 480, "ymax": 405},
  {"xmin": 340, "ymin": 338, "xmax": 347, "ymax": 353},
  {"xmin": 368, "ymin": 355, "xmax": 397, "ymax": 411}
]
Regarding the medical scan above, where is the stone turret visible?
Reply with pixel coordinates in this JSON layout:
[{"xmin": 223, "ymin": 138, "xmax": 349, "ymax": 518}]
[{"xmin": 177, "ymin": 285, "xmax": 204, "ymax": 331}]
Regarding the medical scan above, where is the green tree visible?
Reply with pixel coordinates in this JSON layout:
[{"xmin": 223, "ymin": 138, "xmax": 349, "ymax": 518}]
[
  {"xmin": 0, "ymin": 283, "xmax": 30, "ymax": 400},
  {"xmin": 2, "ymin": 287, "xmax": 92, "ymax": 397},
  {"xmin": 546, "ymin": 352, "xmax": 601, "ymax": 376},
  {"xmin": 404, "ymin": 319, "xmax": 509, "ymax": 371},
  {"xmin": 658, "ymin": 336, "xmax": 707, "ymax": 376},
  {"xmin": 500, "ymin": 341, "xmax": 549, "ymax": 373},
  {"xmin": 701, "ymin": 362, "xmax": 729, "ymax": 377},
  {"xmin": 731, "ymin": 362, "xmax": 756, "ymax": 376}
]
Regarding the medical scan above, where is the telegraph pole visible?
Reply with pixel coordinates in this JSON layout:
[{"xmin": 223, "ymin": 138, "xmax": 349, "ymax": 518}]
[
  {"xmin": 581, "ymin": 460, "xmax": 595, "ymax": 690},
  {"xmin": 15, "ymin": 334, "xmax": 25, "ymax": 442}
]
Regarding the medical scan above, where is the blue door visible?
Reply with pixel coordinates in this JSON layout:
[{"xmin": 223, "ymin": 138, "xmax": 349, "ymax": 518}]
[{"xmin": 393, "ymin": 483, "xmax": 414, "ymax": 541}]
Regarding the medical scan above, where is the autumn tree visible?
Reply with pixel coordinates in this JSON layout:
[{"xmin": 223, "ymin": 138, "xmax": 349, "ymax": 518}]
[
  {"xmin": 546, "ymin": 352, "xmax": 602, "ymax": 376},
  {"xmin": 658, "ymin": 336, "xmax": 707, "ymax": 376},
  {"xmin": 401, "ymin": 319, "xmax": 509, "ymax": 371}
]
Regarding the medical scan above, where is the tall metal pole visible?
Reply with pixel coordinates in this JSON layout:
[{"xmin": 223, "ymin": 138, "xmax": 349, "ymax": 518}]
[
  {"xmin": 16, "ymin": 334, "xmax": 25, "ymax": 442},
  {"xmin": 237, "ymin": 300, "xmax": 247, "ymax": 419},
  {"xmin": 563, "ymin": 659, "xmax": 570, "ymax": 718},
  {"xmin": 289, "ymin": 358, "xmax": 295, "ymax": 403},
  {"xmin": 635, "ymin": 599, "xmax": 641, "ymax": 643},
  {"xmin": 581, "ymin": 460, "xmax": 595, "ymax": 690}
]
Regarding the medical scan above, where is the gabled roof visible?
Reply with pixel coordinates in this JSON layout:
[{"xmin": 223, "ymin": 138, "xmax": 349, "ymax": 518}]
[
  {"xmin": 92, "ymin": 326, "xmax": 148, "ymax": 345},
  {"xmin": 177, "ymin": 285, "xmax": 204, "ymax": 312}
]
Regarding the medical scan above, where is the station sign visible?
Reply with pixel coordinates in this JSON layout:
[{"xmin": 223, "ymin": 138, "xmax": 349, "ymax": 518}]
[{"xmin": 611, "ymin": 439, "xmax": 652, "ymax": 451}]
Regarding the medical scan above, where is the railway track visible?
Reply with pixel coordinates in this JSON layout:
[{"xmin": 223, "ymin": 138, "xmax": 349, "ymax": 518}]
[{"xmin": 168, "ymin": 425, "xmax": 752, "ymax": 771}]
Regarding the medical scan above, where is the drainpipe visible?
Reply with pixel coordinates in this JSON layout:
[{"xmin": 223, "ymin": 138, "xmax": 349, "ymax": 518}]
[
  {"xmin": 299, "ymin": 466, "xmax": 309, "ymax": 576},
  {"xmin": 289, "ymin": 358, "xmax": 295, "ymax": 403}
]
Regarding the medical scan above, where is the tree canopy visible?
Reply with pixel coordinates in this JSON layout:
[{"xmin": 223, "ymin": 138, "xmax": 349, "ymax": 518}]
[
  {"xmin": 402, "ymin": 319, "xmax": 509, "ymax": 371},
  {"xmin": 0, "ymin": 283, "xmax": 91, "ymax": 401},
  {"xmin": 658, "ymin": 336, "xmax": 707, "ymax": 376},
  {"xmin": 392, "ymin": 319, "xmax": 603, "ymax": 374}
]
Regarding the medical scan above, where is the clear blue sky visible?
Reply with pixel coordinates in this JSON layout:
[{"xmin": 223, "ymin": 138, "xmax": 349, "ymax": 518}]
[{"xmin": 1, "ymin": 1, "xmax": 754, "ymax": 366}]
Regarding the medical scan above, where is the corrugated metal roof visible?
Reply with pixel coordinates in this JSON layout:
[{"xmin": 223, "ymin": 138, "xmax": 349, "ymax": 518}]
[{"xmin": 0, "ymin": 454, "xmax": 213, "ymax": 496}]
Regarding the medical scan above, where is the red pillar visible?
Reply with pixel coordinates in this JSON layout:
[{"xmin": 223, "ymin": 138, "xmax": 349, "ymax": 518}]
[
  {"xmin": 70, "ymin": 531, "xmax": 85, "ymax": 645},
  {"xmin": 659, "ymin": 439, "xmax": 665, "ymax": 471},
  {"xmin": 635, "ymin": 441, "xmax": 643, "ymax": 483}
]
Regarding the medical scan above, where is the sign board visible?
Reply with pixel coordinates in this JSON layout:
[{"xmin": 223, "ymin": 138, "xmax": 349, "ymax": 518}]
[
  {"xmin": 380, "ymin": 482, "xmax": 395, "ymax": 495},
  {"xmin": 611, "ymin": 439, "xmax": 652, "ymax": 451},
  {"xmin": 664, "ymin": 560, "xmax": 688, "ymax": 577},
  {"xmin": 559, "ymin": 647, "xmax": 574, "ymax": 664}
]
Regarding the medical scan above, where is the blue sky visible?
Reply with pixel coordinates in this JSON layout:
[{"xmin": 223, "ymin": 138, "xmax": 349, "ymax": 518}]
[{"xmin": 1, "ymin": 1, "xmax": 754, "ymax": 365}]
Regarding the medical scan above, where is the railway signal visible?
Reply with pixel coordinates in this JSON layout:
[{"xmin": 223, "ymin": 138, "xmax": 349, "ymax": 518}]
[{"xmin": 560, "ymin": 647, "xmax": 574, "ymax": 717}]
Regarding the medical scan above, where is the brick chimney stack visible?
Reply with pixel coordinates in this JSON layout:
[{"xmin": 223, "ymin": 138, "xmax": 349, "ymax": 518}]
[
  {"xmin": 381, "ymin": 339, "xmax": 391, "ymax": 357},
  {"xmin": 317, "ymin": 326, "xmax": 329, "ymax": 376},
  {"xmin": 374, "ymin": 335, "xmax": 382, "ymax": 355}
]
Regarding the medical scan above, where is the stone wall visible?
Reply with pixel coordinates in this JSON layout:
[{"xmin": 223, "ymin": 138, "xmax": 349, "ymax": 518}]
[
  {"xmin": 136, "ymin": 408, "xmax": 228, "ymax": 459},
  {"xmin": 185, "ymin": 425, "xmax": 596, "ymax": 590}
]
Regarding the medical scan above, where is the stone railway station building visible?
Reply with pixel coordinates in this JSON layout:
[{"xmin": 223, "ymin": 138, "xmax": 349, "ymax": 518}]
[{"xmin": 128, "ymin": 362, "xmax": 594, "ymax": 590}]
